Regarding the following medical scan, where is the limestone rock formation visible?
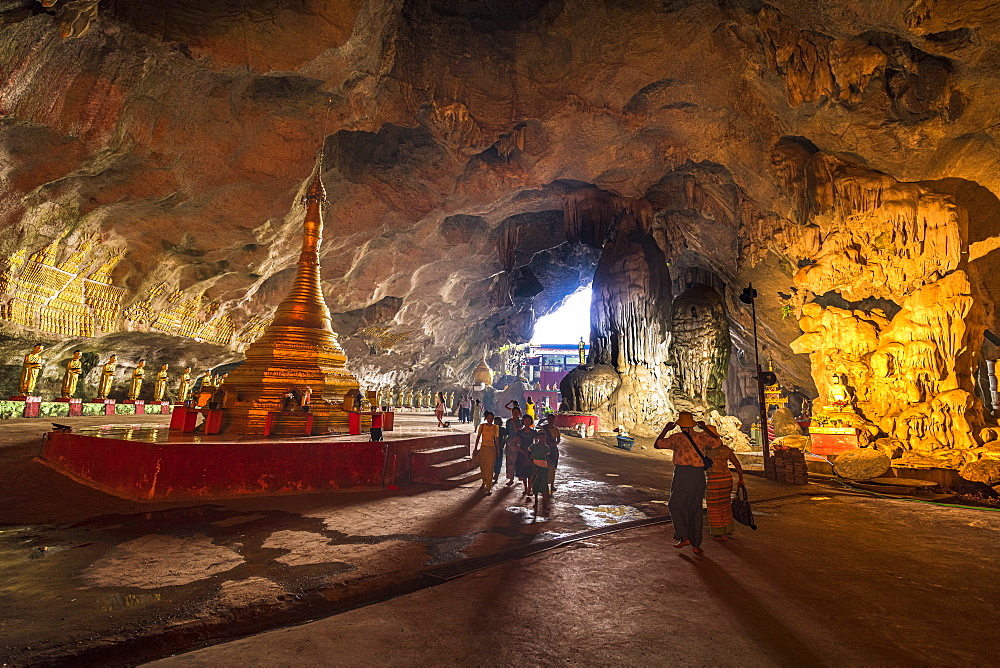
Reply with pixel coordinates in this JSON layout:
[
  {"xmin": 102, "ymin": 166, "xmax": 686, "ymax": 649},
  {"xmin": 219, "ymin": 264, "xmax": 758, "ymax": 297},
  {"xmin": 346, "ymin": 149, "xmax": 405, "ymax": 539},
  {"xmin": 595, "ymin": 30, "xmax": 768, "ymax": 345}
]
[
  {"xmin": 771, "ymin": 406, "xmax": 803, "ymax": 437},
  {"xmin": 3, "ymin": 0, "xmax": 1000, "ymax": 461},
  {"xmin": 669, "ymin": 283, "xmax": 730, "ymax": 415},
  {"xmin": 958, "ymin": 460, "xmax": 1000, "ymax": 487},
  {"xmin": 559, "ymin": 364, "xmax": 620, "ymax": 414}
]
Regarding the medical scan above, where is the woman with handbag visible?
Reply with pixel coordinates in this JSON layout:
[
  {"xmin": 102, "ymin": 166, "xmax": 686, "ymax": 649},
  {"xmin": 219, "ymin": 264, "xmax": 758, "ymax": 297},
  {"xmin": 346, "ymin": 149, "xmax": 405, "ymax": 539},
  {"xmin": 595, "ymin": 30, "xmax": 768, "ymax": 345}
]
[
  {"xmin": 654, "ymin": 411, "xmax": 717, "ymax": 555},
  {"xmin": 703, "ymin": 424, "xmax": 745, "ymax": 540}
]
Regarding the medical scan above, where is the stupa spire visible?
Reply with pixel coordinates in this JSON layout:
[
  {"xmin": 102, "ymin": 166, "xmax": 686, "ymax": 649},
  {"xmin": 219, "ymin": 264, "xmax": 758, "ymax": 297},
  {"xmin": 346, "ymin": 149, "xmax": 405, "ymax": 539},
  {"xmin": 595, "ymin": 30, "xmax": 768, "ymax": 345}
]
[
  {"xmin": 219, "ymin": 148, "xmax": 361, "ymax": 435},
  {"xmin": 270, "ymin": 150, "xmax": 332, "ymax": 331}
]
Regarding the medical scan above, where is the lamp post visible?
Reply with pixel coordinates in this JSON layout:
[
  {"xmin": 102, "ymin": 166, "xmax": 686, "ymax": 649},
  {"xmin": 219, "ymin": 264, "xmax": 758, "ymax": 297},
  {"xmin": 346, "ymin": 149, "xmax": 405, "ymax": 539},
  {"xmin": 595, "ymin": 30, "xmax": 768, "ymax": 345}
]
[{"xmin": 739, "ymin": 283, "xmax": 777, "ymax": 466}]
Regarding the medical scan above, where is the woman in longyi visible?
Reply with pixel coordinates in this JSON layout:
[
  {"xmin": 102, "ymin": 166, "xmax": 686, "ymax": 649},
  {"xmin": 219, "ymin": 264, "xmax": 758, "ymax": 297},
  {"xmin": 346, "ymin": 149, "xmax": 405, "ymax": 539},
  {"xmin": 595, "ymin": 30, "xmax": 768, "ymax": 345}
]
[{"xmin": 703, "ymin": 424, "xmax": 745, "ymax": 540}]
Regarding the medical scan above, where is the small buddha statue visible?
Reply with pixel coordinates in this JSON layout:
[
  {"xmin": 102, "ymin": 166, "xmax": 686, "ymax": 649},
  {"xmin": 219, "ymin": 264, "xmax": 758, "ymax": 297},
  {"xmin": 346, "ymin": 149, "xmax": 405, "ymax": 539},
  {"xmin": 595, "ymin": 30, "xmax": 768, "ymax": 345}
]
[
  {"xmin": 196, "ymin": 372, "xmax": 213, "ymax": 407},
  {"xmin": 826, "ymin": 373, "xmax": 855, "ymax": 412},
  {"xmin": 14, "ymin": 344, "xmax": 44, "ymax": 398},
  {"xmin": 128, "ymin": 360, "xmax": 146, "ymax": 401},
  {"xmin": 59, "ymin": 350, "xmax": 83, "ymax": 400},
  {"xmin": 177, "ymin": 367, "xmax": 192, "ymax": 403},
  {"xmin": 96, "ymin": 354, "xmax": 117, "ymax": 399},
  {"xmin": 153, "ymin": 363, "xmax": 169, "ymax": 402}
]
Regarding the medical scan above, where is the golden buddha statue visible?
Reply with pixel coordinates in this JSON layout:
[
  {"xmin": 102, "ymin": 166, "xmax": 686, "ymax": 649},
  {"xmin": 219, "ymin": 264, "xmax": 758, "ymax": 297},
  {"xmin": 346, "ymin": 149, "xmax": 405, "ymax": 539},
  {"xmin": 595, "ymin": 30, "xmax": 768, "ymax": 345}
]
[
  {"xmin": 128, "ymin": 360, "xmax": 145, "ymax": 401},
  {"xmin": 153, "ymin": 363, "xmax": 169, "ymax": 402},
  {"xmin": 578, "ymin": 337, "xmax": 586, "ymax": 365},
  {"xmin": 195, "ymin": 372, "xmax": 214, "ymax": 407},
  {"xmin": 16, "ymin": 344, "xmax": 44, "ymax": 397},
  {"xmin": 59, "ymin": 350, "xmax": 83, "ymax": 400},
  {"xmin": 218, "ymin": 153, "xmax": 362, "ymax": 434},
  {"xmin": 825, "ymin": 373, "xmax": 856, "ymax": 413},
  {"xmin": 96, "ymin": 354, "xmax": 117, "ymax": 399},
  {"xmin": 177, "ymin": 367, "xmax": 192, "ymax": 403},
  {"xmin": 405, "ymin": 388, "xmax": 413, "ymax": 407}
]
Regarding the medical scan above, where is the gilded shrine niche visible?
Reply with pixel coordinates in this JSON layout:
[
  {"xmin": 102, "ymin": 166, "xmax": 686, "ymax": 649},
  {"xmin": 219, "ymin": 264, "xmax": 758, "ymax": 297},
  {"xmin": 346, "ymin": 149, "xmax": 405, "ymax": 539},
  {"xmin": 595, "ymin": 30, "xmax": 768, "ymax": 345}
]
[
  {"xmin": 0, "ymin": 235, "xmax": 127, "ymax": 338},
  {"xmin": 774, "ymin": 140, "xmax": 986, "ymax": 463}
]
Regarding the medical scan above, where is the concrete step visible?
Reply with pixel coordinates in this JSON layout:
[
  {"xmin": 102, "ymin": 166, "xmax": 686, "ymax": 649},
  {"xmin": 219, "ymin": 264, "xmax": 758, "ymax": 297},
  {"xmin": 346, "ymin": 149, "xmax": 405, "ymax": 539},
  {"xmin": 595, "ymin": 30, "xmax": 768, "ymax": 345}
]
[
  {"xmin": 430, "ymin": 456, "xmax": 478, "ymax": 479},
  {"xmin": 411, "ymin": 444, "xmax": 469, "ymax": 466},
  {"xmin": 411, "ymin": 453, "xmax": 478, "ymax": 485},
  {"xmin": 444, "ymin": 468, "xmax": 482, "ymax": 486}
]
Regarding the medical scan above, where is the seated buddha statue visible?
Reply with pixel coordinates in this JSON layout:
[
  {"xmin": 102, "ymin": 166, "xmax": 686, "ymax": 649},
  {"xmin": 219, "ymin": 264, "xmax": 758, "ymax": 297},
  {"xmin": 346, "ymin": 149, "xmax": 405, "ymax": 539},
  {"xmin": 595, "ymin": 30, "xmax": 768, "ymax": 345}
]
[{"xmin": 826, "ymin": 373, "xmax": 856, "ymax": 413}]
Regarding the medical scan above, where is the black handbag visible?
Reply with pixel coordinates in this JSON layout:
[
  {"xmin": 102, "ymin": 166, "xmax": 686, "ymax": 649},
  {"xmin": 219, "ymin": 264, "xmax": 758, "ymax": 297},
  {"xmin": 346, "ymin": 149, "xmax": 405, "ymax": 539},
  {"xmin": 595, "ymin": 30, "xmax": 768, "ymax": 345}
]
[
  {"xmin": 681, "ymin": 431, "xmax": 713, "ymax": 471},
  {"xmin": 731, "ymin": 483, "xmax": 757, "ymax": 530}
]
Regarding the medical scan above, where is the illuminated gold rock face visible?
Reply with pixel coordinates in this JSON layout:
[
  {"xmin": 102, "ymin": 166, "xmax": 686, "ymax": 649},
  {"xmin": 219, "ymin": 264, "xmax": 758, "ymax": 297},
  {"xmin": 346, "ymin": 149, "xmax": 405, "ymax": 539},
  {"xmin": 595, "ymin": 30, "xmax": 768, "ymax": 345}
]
[
  {"xmin": 220, "ymin": 160, "xmax": 360, "ymax": 435},
  {"xmin": 780, "ymin": 143, "xmax": 987, "ymax": 461}
]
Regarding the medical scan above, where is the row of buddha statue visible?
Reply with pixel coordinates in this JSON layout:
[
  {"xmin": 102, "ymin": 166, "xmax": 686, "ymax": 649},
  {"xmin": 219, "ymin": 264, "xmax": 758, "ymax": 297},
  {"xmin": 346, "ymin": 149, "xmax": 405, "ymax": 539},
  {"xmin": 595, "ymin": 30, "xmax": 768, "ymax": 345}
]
[
  {"xmin": 11, "ymin": 344, "xmax": 220, "ymax": 403},
  {"xmin": 373, "ymin": 388, "xmax": 456, "ymax": 409}
]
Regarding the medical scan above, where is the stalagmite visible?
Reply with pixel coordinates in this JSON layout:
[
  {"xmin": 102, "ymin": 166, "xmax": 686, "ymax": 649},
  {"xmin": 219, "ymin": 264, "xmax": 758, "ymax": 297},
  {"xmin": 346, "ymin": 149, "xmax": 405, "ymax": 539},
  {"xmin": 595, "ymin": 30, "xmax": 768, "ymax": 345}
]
[{"xmin": 669, "ymin": 284, "xmax": 730, "ymax": 415}]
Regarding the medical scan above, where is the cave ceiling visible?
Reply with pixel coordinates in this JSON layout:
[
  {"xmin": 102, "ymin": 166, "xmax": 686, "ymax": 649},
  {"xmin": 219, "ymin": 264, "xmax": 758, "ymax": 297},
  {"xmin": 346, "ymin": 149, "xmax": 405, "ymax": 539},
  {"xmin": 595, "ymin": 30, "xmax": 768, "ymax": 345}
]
[{"xmin": 3, "ymin": 0, "xmax": 1000, "ymax": 398}]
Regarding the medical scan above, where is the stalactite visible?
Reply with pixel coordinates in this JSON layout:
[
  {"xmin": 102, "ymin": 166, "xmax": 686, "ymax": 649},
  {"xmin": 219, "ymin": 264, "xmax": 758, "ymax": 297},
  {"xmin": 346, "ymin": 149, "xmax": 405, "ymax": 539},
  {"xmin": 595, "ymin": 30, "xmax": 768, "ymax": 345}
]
[
  {"xmin": 562, "ymin": 188, "xmax": 633, "ymax": 248},
  {"xmin": 495, "ymin": 125, "xmax": 525, "ymax": 158},
  {"xmin": 490, "ymin": 225, "xmax": 521, "ymax": 307}
]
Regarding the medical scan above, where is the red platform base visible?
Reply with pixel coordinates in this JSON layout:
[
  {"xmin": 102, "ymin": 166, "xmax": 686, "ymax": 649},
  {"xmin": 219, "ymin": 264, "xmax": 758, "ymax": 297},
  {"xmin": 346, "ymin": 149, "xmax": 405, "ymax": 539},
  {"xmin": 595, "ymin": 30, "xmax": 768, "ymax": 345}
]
[
  {"xmin": 552, "ymin": 413, "xmax": 599, "ymax": 431},
  {"xmin": 809, "ymin": 427, "xmax": 859, "ymax": 456},
  {"xmin": 37, "ymin": 428, "xmax": 470, "ymax": 501}
]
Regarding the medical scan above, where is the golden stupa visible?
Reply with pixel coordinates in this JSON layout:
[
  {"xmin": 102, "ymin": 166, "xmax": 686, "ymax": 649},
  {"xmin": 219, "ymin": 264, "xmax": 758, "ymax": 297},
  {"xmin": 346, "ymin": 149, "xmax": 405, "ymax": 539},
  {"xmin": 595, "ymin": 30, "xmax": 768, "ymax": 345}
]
[
  {"xmin": 472, "ymin": 353, "xmax": 493, "ymax": 386},
  {"xmin": 220, "ymin": 154, "xmax": 361, "ymax": 435}
]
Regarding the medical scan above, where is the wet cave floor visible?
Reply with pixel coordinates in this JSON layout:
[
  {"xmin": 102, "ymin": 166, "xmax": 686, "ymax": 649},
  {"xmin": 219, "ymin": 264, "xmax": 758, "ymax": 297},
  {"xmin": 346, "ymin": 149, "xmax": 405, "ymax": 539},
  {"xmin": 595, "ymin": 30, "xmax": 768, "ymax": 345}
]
[{"xmin": 1, "ymin": 413, "xmax": 999, "ymax": 665}]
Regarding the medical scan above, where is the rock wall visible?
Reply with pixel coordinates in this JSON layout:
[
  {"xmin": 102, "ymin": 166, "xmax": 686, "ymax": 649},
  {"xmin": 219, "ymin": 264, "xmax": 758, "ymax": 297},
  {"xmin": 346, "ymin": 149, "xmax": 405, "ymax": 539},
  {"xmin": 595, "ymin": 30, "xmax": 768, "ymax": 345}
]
[
  {"xmin": 4, "ymin": 0, "xmax": 1000, "ymax": 463},
  {"xmin": 777, "ymin": 143, "xmax": 987, "ymax": 463}
]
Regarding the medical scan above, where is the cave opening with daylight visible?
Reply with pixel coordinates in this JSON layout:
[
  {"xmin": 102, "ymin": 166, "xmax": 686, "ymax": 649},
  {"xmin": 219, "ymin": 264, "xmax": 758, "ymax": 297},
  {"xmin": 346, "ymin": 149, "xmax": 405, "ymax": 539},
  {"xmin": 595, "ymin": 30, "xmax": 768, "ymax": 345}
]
[{"xmin": 531, "ymin": 285, "xmax": 592, "ymax": 345}]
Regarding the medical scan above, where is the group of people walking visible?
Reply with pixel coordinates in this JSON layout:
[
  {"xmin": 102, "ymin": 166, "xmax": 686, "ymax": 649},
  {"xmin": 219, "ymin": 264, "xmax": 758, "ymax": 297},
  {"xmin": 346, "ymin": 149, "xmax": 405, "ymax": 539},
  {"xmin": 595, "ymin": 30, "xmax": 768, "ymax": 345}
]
[
  {"xmin": 469, "ymin": 401, "xmax": 744, "ymax": 552},
  {"xmin": 434, "ymin": 393, "xmax": 483, "ymax": 427},
  {"xmin": 473, "ymin": 399, "xmax": 560, "ymax": 500},
  {"xmin": 654, "ymin": 411, "xmax": 745, "ymax": 554}
]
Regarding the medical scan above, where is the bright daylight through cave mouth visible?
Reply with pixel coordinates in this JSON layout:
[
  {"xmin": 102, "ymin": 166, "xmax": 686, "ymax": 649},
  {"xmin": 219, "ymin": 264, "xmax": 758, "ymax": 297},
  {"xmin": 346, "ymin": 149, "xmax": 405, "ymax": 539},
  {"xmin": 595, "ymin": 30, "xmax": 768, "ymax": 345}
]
[
  {"xmin": 531, "ymin": 287, "xmax": 591, "ymax": 345},
  {"xmin": 3, "ymin": 0, "xmax": 1000, "ymax": 665}
]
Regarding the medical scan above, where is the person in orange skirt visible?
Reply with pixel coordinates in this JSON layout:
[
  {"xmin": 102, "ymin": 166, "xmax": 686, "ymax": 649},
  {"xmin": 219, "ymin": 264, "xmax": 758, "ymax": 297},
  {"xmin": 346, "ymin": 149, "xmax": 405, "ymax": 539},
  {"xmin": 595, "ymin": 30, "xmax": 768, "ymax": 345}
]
[{"xmin": 703, "ymin": 424, "xmax": 745, "ymax": 541}]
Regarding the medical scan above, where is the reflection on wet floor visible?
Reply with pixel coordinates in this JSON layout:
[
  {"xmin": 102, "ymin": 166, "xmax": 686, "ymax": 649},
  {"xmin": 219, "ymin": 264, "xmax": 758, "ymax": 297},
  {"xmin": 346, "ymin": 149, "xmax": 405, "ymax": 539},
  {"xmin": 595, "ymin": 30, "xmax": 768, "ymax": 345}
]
[
  {"xmin": 505, "ymin": 506, "xmax": 550, "ymax": 523},
  {"xmin": 73, "ymin": 424, "xmax": 177, "ymax": 443},
  {"xmin": 575, "ymin": 505, "xmax": 648, "ymax": 527}
]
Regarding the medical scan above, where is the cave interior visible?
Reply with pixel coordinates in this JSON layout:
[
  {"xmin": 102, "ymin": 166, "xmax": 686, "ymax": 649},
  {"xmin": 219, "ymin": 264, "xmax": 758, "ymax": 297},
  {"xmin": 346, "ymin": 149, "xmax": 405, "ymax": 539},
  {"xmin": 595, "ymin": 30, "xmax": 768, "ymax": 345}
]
[{"xmin": 3, "ymin": 0, "xmax": 1000, "ymax": 467}]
